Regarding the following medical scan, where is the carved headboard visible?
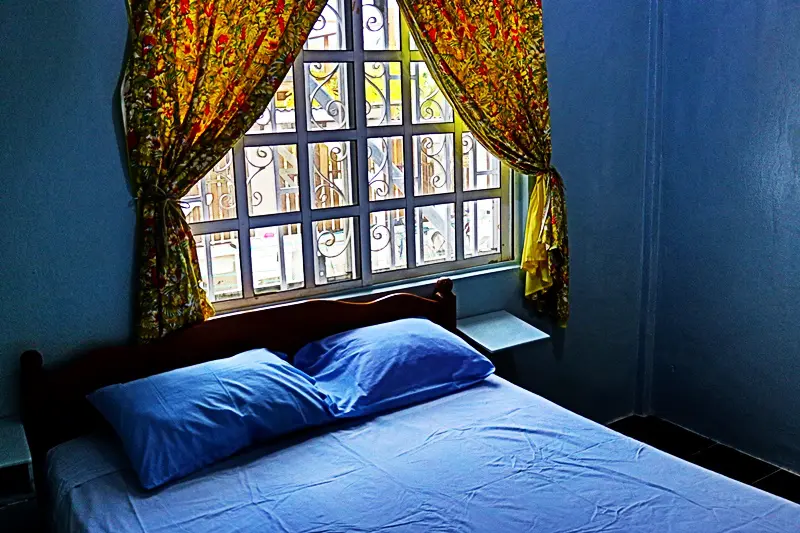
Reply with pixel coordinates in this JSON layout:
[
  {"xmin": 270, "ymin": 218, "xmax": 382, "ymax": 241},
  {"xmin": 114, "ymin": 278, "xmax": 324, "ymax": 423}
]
[{"xmin": 19, "ymin": 278, "xmax": 456, "ymax": 489}]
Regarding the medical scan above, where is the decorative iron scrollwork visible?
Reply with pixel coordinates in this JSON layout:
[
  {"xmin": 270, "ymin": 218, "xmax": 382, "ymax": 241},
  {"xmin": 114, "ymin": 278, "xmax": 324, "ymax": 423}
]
[
  {"xmin": 418, "ymin": 135, "xmax": 450, "ymax": 191},
  {"xmin": 367, "ymin": 138, "xmax": 390, "ymax": 198},
  {"xmin": 365, "ymin": 62, "xmax": 390, "ymax": 126},
  {"xmin": 312, "ymin": 143, "xmax": 352, "ymax": 207},
  {"xmin": 363, "ymin": 0, "xmax": 386, "ymax": 33},
  {"xmin": 316, "ymin": 220, "xmax": 353, "ymax": 259},
  {"xmin": 412, "ymin": 63, "xmax": 452, "ymax": 124},
  {"xmin": 370, "ymin": 222, "xmax": 392, "ymax": 252},
  {"xmin": 308, "ymin": 63, "xmax": 349, "ymax": 131}
]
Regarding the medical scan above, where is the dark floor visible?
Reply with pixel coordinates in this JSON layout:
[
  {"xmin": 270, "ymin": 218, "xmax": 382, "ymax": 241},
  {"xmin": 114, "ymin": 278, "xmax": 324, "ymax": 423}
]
[{"xmin": 609, "ymin": 416, "xmax": 800, "ymax": 504}]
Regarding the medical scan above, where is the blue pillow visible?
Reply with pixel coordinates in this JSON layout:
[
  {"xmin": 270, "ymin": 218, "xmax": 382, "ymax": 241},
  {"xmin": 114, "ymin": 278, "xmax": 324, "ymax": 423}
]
[
  {"xmin": 88, "ymin": 348, "xmax": 332, "ymax": 489},
  {"xmin": 293, "ymin": 318, "xmax": 494, "ymax": 418}
]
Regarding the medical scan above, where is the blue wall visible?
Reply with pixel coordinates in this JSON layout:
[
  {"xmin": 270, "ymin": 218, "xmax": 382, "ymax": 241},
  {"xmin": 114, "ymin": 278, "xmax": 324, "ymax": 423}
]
[
  {"xmin": 0, "ymin": 0, "xmax": 135, "ymax": 416},
  {"xmin": 654, "ymin": 1, "xmax": 800, "ymax": 471},
  {"xmin": 512, "ymin": 0, "xmax": 650, "ymax": 422},
  {"xmin": 0, "ymin": 0, "xmax": 651, "ymax": 423}
]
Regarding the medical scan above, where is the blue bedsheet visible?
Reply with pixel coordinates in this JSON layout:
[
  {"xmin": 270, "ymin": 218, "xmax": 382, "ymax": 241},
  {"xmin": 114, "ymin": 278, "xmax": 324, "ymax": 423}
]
[{"xmin": 48, "ymin": 377, "xmax": 800, "ymax": 532}]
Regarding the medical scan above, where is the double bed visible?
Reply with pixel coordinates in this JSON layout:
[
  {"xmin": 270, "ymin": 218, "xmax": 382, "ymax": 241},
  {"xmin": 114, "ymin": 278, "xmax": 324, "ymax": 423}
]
[{"xmin": 21, "ymin": 280, "xmax": 800, "ymax": 532}]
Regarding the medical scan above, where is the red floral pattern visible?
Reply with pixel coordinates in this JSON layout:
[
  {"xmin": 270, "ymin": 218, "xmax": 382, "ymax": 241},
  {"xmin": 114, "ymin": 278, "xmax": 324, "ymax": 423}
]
[
  {"xmin": 398, "ymin": 0, "xmax": 569, "ymax": 325},
  {"xmin": 125, "ymin": 0, "xmax": 327, "ymax": 341}
]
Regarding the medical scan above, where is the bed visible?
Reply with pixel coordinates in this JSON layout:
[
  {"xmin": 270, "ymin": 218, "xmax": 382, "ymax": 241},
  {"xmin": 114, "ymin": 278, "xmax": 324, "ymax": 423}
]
[{"xmin": 21, "ymin": 280, "xmax": 800, "ymax": 532}]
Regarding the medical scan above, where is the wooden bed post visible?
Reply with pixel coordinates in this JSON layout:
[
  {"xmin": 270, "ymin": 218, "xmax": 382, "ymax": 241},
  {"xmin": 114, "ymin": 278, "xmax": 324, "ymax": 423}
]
[{"xmin": 433, "ymin": 278, "xmax": 457, "ymax": 331}]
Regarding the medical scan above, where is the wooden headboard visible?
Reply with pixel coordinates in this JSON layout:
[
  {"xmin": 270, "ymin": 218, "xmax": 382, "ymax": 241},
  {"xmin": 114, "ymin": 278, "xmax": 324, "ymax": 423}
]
[{"xmin": 19, "ymin": 278, "xmax": 455, "ymax": 486}]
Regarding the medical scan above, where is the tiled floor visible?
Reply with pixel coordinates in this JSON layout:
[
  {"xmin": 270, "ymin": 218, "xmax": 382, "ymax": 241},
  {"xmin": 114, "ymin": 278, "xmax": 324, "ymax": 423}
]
[{"xmin": 609, "ymin": 416, "xmax": 800, "ymax": 504}]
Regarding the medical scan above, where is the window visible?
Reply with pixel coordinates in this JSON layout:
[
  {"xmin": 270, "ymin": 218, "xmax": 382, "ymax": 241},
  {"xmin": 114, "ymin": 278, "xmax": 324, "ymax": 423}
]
[{"xmin": 184, "ymin": 0, "xmax": 512, "ymax": 311}]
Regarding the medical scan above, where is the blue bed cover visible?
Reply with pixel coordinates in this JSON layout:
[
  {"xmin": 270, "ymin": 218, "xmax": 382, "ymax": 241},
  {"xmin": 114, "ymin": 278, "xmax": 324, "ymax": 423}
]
[{"xmin": 48, "ymin": 376, "xmax": 800, "ymax": 532}]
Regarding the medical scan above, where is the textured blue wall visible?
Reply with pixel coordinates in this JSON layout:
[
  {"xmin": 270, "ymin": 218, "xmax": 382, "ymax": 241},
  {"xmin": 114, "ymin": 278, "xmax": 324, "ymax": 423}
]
[
  {"xmin": 0, "ymin": 0, "xmax": 135, "ymax": 416},
  {"xmin": 512, "ymin": 0, "xmax": 650, "ymax": 422},
  {"xmin": 655, "ymin": 1, "xmax": 800, "ymax": 470},
  {"xmin": 0, "ymin": 0, "xmax": 651, "ymax": 423}
]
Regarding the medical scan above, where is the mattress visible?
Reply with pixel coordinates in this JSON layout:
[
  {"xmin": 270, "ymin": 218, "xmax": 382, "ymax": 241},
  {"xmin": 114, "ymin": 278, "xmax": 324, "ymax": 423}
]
[{"xmin": 47, "ymin": 376, "xmax": 800, "ymax": 532}]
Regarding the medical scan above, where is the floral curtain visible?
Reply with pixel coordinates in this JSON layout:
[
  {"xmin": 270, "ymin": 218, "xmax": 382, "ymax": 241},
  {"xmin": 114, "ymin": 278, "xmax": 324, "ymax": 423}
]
[
  {"xmin": 124, "ymin": 0, "xmax": 327, "ymax": 341},
  {"xmin": 398, "ymin": 0, "xmax": 569, "ymax": 325}
]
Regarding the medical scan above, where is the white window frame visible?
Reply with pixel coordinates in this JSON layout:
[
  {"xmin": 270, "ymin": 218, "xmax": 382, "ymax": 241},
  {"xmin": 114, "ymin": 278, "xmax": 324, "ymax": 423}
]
[{"xmin": 190, "ymin": 0, "xmax": 513, "ymax": 313}]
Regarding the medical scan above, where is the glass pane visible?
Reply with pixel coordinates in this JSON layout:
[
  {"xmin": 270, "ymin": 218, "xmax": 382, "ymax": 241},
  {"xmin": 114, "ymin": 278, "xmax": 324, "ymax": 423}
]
[
  {"xmin": 413, "ymin": 133, "xmax": 454, "ymax": 196},
  {"xmin": 247, "ymin": 68, "xmax": 295, "ymax": 134},
  {"xmin": 194, "ymin": 231, "xmax": 243, "ymax": 302},
  {"xmin": 305, "ymin": 0, "xmax": 347, "ymax": 51},
  {"xmin": 250, "ymin": 224, "xmax": 304, "ymax": 294},
  {"xmin": 363, "ymin": 0, "xmax": 400, "ymax": 50},
  {"xmin": 411, "ymin": 62, "xmax": 453, "ymax": 124},
  {"xmin": 368, "ymin": 136, "xmax": 404, "ymax": 200},
  {"xmin": 315, "ymin": 217, "xmax": 358, "ymax": 285},
  {"xmin": 464, "ymin": 198, "xmax": 501, "ymax": 258},
  {"xmin": 182, "ymin": 151, "xmax": 236, "ymax": 223},
  {"xmin": 365, "ymin": 62, "xmax": 402, "ymax": 127},
  {"xmin": 415, "ymin": 204, "xmax": 455, "ymax": 265},
  {"xmin": 463, "ymin": 133, "xmax": 501, "ymax": 191},
  {"xmin": 306, "ymin": 62, "xmax": 352, "ymax": 131},
  {"xmin": 245, "ymin": 145, "xmax": 300, "ymax": 216},
  {"xmin": 410, "ymin": 33, "xmax": 418, "ymax": 51},
  {"xmin": 309, "ymin": 141, "xmax": 355, "ymax": 209},
  {"xmin": 371, "ymin": 209, "xmax": 406, "ymax": 273}
]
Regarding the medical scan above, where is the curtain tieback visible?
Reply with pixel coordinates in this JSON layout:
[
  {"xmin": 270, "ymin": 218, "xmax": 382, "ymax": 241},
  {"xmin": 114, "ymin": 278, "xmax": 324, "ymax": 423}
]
[
  {"xmin": 535, "ymin": 166, "xmax": 564, "ymax": 240},
  {"xmin": 548, "ymin": 165, "xmax": 562, "ymax": 183},
  {"xmin": 137, "ymin": 185, "xmax": 177, "ymax": 204},
  {"xmin": 136, "ymin": 186, "xmax": 186, "ymax": 260}
]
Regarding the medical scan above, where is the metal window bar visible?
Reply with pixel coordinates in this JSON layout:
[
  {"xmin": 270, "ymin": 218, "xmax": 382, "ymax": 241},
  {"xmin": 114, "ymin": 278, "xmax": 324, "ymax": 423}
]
[
  {"xmin": 188, "ymin": 0, "xmax": 511, "ymax": 311},
  {"xmin": 351, "ymin": 0, "xmax": 372, "ymax": 285},
  {"xmin": 231, "ymin": 143, "xmax": 254, "ymax": 299}
]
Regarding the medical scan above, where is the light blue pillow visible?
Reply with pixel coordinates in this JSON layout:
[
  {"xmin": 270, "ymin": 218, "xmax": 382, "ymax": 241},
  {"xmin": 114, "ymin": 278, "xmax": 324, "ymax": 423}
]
[
  {"xmin": 293, "ymin": 318, "xmax": 494, "ymax": 418},
  {"xmin": 88, "ymin": 348, "xmax": 332, "ymax": 489}
]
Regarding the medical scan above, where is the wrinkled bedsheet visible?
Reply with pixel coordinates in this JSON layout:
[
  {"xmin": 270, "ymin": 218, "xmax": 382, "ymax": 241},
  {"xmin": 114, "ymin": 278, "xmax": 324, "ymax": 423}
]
[{"xmin": 48, "ymin": 377, "xmax": 800, "ymax": 532}]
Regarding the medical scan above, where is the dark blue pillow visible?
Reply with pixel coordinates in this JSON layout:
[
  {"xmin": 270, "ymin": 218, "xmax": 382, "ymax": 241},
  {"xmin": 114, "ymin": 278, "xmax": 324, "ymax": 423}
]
[
  {"xmin": 293, "ymin": 318, "xmax": 494, "ymax": 418},
  {"xmin": 88, "ymin": 348, "xmax": 332, "ymax": 489}
]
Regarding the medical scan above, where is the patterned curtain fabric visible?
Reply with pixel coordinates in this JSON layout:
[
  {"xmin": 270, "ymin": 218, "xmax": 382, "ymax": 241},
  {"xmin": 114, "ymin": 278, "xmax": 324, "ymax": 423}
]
[
  {"xmin": 397, "ymin": 0, "xmax": 569, "ymax": 325},
  {"xmin": 124, "ymin": 0, "xmax": 326, "ymax": 340}
]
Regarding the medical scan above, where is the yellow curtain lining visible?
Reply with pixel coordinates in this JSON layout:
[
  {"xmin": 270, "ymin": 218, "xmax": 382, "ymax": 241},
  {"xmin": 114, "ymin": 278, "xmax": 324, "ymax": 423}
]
[
  {"xmin": 521, "ymin": 174, "xmax": 552, "ymax": 298},
  {"xmin": 395, "ymin": 0, "xmax": 569, "ymax": 325}
]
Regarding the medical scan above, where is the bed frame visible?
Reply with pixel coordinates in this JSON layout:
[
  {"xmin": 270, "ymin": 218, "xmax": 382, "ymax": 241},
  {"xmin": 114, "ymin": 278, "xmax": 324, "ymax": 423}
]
[{"xmin": 19, "ymin": 278, "xmax": 456, "ymax": 493}]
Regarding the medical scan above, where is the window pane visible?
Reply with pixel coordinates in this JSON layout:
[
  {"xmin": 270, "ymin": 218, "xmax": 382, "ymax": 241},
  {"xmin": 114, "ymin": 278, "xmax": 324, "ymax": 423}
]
[
  {"xmin": 182, "ymin": 151, "xmax": 236, "ymax": 223},
  {"xmin": 250, "ymin": 224, "xmax": 304, "ymax": 294},
  {"xmin": 464, "ymin": 198, "xmax": 500, "ymax": 258},
  {"xmin": 306, "ymin": 62, "xmax": 352, "ymax": 131},
  {"xmin": 245, "ymin": 145, "xmax": 300, "ymax": 216},
  {"xmin": 310, "ymin": 141, "xmax": 355, "ymax": 209},
  {"xmin": 409, "ymin": 33, "xmax": 418, "ymax": 51},
  {"xmin": 305, "ymin": 0, "xmax": 347, "ymax": 51},
  {"xmin": 371, "ymin": 209, "xmax": 406, "ymax": 273},
  {"xmin": 413, "ymin": 134, "xmax": 454, "ymax": 196},
  {"xmin": 411, "ymin": 62, "xmax": 453, "ymax": 124},
  {"xmin": 194, "ymin": 231, "xmax": 243, "ymax": 302},
  {"xmin": 415, "ymin": 204, "xmax": 455, "ymax": 265},
  {"xmin": 247, "ymin": 68, "xmax": 295, "ymax": 135},
  {"xmin": 362, "ymin": 0, "xmax": 400, "ymax": 50},
  {"xmin": 368, "ymin": 136, "xmax": 404, "ymax": 200},
  {"xmin": 463, "ymin": 133, "xmax": 501, "ymax": 191},
  {"xmin": 315, "ymin": 217, "xmax": 358, "ymax": 285},
  {"xmin": 365, "ymin": 62, "xmax": 402, "ymax": 127}
]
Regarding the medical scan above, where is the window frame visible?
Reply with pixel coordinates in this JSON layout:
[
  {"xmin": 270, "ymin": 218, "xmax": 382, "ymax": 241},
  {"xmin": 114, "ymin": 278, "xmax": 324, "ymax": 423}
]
[{"xmin": 189, "ymin": 0, "xmax": 513, "ymax": 313}]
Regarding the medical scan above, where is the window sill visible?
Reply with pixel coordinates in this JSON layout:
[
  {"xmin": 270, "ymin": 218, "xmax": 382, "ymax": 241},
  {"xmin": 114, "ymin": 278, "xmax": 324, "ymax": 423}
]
[{"xmin": 214, "ymin": 261, "xmax": 520, "ymax": 319}]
